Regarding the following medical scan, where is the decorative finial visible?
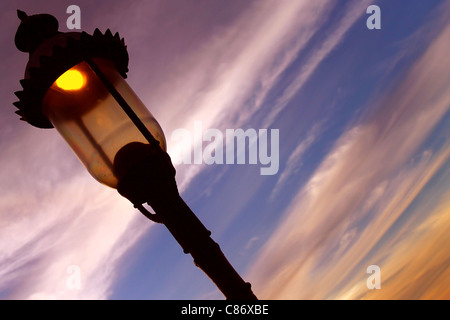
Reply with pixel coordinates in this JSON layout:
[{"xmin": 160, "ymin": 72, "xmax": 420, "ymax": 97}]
[
  {"xmin": 14, "ymin": 11, "xmax": 59, "ymax": 53},
  {"xmin": 17, "ymin": 10, "xmax": 28, "ymax": 22}
]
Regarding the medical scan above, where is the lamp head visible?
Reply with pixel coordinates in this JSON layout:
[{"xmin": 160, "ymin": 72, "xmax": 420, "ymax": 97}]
[
  {"xmin": 13, "ymin": 10, "xmax": 129, "ymax": 128},
  {"xmin": 12, "ymin": 11, "xmax": 166, "ymax": 188}
]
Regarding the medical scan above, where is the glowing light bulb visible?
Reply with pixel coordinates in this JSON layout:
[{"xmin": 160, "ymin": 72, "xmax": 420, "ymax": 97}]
[{"xmin": 55, "ymin": 69, "xmax": 86, "ymax": 90}]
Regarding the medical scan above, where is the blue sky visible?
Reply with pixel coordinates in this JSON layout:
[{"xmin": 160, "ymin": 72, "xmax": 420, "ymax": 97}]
[{"xmin": 1, "ymin": 0, "xmax": 449, "ymax": 299}]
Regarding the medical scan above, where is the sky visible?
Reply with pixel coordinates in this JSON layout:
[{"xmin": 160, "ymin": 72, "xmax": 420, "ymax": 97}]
[{"xmin": 0, "ymin": 0, "xmax": 449, "ymax": 300}]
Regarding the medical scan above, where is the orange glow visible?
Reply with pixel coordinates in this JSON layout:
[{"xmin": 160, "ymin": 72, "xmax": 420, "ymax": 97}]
[{"xmin": 55, "ymin": 69, "xmax": 86, "ymax": 91}]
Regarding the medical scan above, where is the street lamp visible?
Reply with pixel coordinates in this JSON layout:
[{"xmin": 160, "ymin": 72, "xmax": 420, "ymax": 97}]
[{"xmin": 13, "ymin": 10, "xmax": 257, "ymax": 300}]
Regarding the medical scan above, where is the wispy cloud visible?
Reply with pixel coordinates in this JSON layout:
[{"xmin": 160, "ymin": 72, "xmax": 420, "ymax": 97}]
[
  {"xmin": 334, "ymin": 155, "xmax": 450, "ymax": 300},
  {"xmin": 0, "ymin": 128, "xmax": 150, "ymax": 299},
  {"xmin": 155, "ymin": 0, "xmax": 339, "ymax": 190},
  {"xmin": 247, "ymin": 11, "xmax": 450, "ymax": 299},
  {"xmin": 159, "ymin": 0, "xmax": 372, "ymax": 192},
  {"xmin": 0, "ymin": 0, "xmax": 339, "ymax": 299},
  {"xmin": 262, "ymin": 0, "xmax": 372, "ymax": 128},
  {"xmin": 2, "ymin": 0, "xmax": 448, "ymax": 301},
  {"xmin": 270, "ymin": 124, "xmax": 322, "ymax": 200}
]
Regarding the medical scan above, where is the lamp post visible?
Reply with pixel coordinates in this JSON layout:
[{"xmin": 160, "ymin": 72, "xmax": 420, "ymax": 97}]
[{"xmin": 12, "ymin": 10, "xmax": 257, "ymax": 300}]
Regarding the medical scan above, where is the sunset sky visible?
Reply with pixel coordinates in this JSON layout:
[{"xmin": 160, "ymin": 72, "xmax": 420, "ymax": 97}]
[{"xmin": 1, "ymin": 0, "xmax": 449, "ymax": 300}]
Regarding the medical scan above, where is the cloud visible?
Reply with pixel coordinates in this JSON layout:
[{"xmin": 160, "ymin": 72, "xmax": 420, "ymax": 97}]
[
  {"xmin": 0, "ymin": 126, "xmax": 150, "ymax": 299},
  {"xmin": 0, "ymin": 0, "xmax": 341, "ymax": 299},
  {"xmin": 270, "ymin": 123, "xmax": 322, "ymax": 200},
  {"xmin": 262, "ymin": 0, "xmax": 372, "ymax": 128},
  {"xmin": 152, "ymin": 0, "xmax": 341, "ymax": 190},
  {"xmin": 334, "ymin": 179, "xmax": 450, "ymax": 300},
  {"xmin": 2, "ymin": 0, "xmax": 448, "ymax": 301},
  {"xmin": 247, "ymin": 12, "xmax": 450, "ymax": 299},
  {"xmin": 0, "ymin": 176, "xmax": 150, "ymax": 299},
  {"xmin": 155, "ymin": 0, "xmax": 373, "ymax": 193}
]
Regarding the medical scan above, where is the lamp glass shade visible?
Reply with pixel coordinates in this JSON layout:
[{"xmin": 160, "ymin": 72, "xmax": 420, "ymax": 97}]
[{"xmin": 42, "ymin": 58, "xmax": 166, "ymax": 188}]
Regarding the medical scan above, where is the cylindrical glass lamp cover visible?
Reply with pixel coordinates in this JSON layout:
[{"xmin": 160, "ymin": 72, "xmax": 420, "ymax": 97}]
[{"xmin": 42, "ymin": 58, "xmax": 166, "ymax": 188}]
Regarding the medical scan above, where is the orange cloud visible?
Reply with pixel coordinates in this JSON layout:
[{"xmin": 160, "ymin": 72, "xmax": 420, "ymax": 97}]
[{"xmin": 247, "ymin": 12, "xmax": 450, "ymax": 300}]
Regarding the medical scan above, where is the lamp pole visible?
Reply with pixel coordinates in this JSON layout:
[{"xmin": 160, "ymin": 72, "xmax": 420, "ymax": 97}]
[{"xmin": 13, "ymin": 10, "xmax": 257, "ymax": 300}]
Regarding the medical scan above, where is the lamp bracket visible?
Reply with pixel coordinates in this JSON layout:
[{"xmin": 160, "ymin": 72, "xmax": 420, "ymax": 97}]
[{"xmin": 134, "ymin": 203, "xmax": 163, "ymax": 224}]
